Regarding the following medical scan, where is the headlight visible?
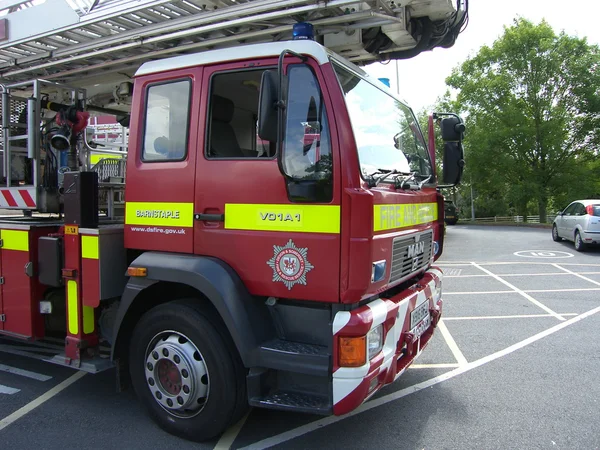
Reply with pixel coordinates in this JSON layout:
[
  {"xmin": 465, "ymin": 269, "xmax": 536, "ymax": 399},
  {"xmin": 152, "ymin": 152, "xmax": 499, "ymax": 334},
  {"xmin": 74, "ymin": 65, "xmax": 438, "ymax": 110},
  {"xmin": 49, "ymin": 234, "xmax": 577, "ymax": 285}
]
[{"xmin": 367, "ymin": 324, "xmax": 384, "ymax": 360}]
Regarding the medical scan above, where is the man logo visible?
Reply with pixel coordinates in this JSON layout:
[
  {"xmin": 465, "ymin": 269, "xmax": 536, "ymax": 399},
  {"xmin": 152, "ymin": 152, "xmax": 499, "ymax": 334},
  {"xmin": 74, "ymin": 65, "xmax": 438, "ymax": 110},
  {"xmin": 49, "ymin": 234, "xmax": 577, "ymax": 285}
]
[
  {"xmin": 407, "ymin": 241, "xmax": 425, "ymax": 258},
  {"xmin": 412, "ymin": 257, "xmax": 420, "ymax": 272}
]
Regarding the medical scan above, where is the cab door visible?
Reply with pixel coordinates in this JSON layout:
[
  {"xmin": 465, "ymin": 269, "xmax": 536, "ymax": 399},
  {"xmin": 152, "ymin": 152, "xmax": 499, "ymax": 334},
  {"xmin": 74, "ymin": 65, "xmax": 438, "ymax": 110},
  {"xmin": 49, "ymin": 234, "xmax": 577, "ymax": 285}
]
[
  {"xmin": 193, "ymin": 58, "xmax": 341, "ymax": 302},
  {"xmin": 124, "ymin": 67, "xmax": 202, "ymax": 253}
]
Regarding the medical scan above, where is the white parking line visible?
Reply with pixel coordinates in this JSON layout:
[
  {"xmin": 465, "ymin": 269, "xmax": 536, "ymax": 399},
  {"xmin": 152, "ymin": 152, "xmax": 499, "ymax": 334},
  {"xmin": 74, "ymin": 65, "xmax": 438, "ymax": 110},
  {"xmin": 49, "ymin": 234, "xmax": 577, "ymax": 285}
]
[
  {"xmin": 239, "ymin": 304, "xmax": 600, "ymax": 450},
  {"xmin": 0, "ymin": 371, "xmax": 86, "ymax": 432},
  {"xmin": 440, "ymin": 262, "xmax": 600, "ymax": 266},
  {"xmin": 214, "ymin": 410, "xmax": 252, "ymax": 450},
  {"xmin": 444, "ymin": 288, "xmax": 600, "ymax": 295},
  {"xmin": 471, "ymin": 263, "xmax": 565, "ymax": 321},
  {"xmin": 443, "ymin": 313, "xmax": 578, "ymax": 321},
  {"xmin": 0, "ymin": 364, "xmax": 52, "ymax": 381},
  {"xmin": 410, "ymin": 363, "xmax": 460, "ymax": 369},
  {"xmin": 0, "ymin": 384, "xmax": 20, "ymax": 395},
  {"xmin": 552, "ymin": 264, "xmax": 600, "ymax": 287},
  {"xmin": 445, "ymin": 272, "xmax": 600, "ymax": 278},
  {"xmin": 437, "ymin": 320, "xmax": 468, "ymax": 366}
]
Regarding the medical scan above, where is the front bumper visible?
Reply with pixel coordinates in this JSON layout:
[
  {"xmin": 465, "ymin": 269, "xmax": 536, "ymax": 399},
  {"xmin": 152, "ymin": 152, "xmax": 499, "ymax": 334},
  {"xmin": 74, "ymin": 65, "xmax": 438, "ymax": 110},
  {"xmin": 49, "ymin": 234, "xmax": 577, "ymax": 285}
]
[{"xmin": 332, "ymin": 267, "xmax": 443, "ymax": 415}]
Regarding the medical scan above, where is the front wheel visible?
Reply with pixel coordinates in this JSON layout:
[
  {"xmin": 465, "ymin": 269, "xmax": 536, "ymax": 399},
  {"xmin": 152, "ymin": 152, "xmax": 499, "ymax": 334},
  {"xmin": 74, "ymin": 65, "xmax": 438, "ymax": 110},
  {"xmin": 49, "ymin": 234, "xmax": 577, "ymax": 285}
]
[
  {"xmin": 552, "ymin": 224, "xmax": 562, "ymax": 242},
  {"xmin": 128, "ymin": 299, "xmax": 247, "ymax": 442},
  {"xmin": 574, "ymin": 231, "xmax": 586, "ymax": 252}
]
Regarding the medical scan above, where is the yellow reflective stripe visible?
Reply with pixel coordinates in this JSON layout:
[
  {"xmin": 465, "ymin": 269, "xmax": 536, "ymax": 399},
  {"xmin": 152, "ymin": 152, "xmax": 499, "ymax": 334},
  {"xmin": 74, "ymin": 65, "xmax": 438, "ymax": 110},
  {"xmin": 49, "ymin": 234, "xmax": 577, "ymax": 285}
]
[
  {"xmin": 91, "ymin": 153, "xmax": 121, "ymax": 164},
  {"xmin": 224, "ymin": 203, "xmax": 340, "ymax": 234},
  {"xmin": 83, "ymin": 306, "xmax": 95, "ymax": 334},
  {"xmin": 81, "ymin": 236, "xmax": 99, "ymax": 259},
  {"xmin": 67, "ymin": 280, "xmax": 79, "ymax": 335},
  {"xmin": 0, "ymin": 229, "xmax": 29, "ymax": 251},
  {"xmin": 125, "ymin": 202, "xmax": 194, "ymax": 227},
  {"xmin": 374, "ymin": 203, "xmax": 438, "ymax": 231}
]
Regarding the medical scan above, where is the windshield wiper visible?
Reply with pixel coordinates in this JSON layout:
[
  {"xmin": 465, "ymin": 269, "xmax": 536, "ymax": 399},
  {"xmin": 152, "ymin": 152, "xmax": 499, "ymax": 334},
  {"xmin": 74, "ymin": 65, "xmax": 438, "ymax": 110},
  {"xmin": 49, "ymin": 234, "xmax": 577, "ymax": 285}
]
[
  {"xmin": 393, "ymin": 172, "xmax": 433, "ymax": 190},
  {"xmin": 365, "ymin": 168, "xmax": 403, "ymax": 187}
]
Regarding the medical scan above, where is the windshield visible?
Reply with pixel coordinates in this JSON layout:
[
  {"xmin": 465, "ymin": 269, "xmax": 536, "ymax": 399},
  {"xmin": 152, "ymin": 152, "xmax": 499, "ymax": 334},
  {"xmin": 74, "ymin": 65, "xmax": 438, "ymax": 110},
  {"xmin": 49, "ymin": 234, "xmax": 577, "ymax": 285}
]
[{"xmin": 331, "ymin": 62, "xmax": 432, "ymax": 181}]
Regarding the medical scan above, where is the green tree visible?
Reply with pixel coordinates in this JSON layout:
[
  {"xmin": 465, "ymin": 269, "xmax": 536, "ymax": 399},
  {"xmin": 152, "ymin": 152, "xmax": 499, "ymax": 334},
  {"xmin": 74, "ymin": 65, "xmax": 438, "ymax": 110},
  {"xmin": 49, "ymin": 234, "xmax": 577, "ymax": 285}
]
[{"xmin": 447, "ymin": 18, "xmax": 600, "ymax": 222}]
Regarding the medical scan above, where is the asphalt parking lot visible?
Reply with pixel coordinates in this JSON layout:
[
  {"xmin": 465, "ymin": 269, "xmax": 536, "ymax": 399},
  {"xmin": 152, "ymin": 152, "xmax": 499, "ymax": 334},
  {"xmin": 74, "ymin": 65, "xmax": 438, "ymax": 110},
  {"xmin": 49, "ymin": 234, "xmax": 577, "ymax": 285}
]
[{"xmin": 1, "ymin": 225, "xmax": 600, "ymax": 449}]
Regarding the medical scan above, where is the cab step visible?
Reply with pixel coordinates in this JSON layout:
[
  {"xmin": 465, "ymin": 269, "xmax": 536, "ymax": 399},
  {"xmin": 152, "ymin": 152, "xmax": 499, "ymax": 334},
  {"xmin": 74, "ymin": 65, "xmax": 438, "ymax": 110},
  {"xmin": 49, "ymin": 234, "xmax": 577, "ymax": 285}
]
[
  {"xmin": 249, "ymin": 390, "xmax": 331, "ymax": 415},
  {"xmin": 257, "ymin": 339, "xmax": 330, "ymax": 377}
]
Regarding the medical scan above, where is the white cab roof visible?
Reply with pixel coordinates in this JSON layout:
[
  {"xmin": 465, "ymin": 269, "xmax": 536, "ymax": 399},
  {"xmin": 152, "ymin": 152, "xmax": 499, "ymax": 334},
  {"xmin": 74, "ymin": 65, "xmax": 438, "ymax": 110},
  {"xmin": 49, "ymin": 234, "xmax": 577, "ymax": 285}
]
[{"xmin": 136, "ymin": 40, "xmax": 342, "ymax": 76}]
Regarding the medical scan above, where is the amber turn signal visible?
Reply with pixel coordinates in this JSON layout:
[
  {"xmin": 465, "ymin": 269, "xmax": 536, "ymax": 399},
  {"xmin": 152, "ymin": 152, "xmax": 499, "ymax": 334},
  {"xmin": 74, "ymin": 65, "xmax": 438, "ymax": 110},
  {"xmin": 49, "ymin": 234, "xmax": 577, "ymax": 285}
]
[
  {"xmin": 127, "ymin": 267, "xmax": 147, "ymax": 277},
  {"xmin": 338, "ymin": 336, "xmax": 367, "ymax": 367}
]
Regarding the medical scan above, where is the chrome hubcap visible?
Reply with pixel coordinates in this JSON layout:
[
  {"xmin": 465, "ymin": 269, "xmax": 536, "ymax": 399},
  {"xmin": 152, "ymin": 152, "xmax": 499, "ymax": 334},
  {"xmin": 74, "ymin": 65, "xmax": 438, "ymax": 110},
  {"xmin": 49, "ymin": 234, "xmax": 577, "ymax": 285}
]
[{"xmin": 145, "ymin": 331, "xmax": 209, "ymax": 417}]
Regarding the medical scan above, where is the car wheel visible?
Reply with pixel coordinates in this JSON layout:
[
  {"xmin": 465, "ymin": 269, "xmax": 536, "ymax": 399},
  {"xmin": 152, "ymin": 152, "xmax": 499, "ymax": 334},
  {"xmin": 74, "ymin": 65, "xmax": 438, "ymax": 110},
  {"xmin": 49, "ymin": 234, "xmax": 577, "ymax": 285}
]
[
  {"xmin": 552, "ymin": 224, "xmax": 562, "ymax": 242},
  {"xmin": 128, "ymin": 299, "xmax": 248, "ymax": 442},
  {"xmin": 574, "ymin": 231, "xmax": 586, "ymax": 252}
]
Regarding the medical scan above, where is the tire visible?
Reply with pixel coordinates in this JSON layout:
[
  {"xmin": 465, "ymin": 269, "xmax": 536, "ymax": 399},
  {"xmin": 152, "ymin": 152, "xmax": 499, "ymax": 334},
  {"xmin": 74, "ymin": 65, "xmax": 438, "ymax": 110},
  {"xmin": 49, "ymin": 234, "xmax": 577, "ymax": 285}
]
[
  {"xmin": 446, "ymin": 219, "xmax": 458, "ymax": 226},
  {"xmin": 552, "ymin": 224, "xmax": 562, "ymax": 242},
  {"xmin": 574, "ymin": 231, "xmax": 586, "ymax": 252},
  {"xmin": 128, "ymin": 298, "xmax": 248, "ymax": 442}
]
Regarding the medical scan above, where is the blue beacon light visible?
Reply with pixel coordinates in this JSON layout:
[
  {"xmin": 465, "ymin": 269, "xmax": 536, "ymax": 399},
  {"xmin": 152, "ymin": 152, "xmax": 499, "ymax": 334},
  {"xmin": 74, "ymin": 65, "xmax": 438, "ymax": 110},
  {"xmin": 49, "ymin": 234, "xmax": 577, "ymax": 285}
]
[{"xmin": 292, "ymin": 22, "xmax": 315, "ymax": 40}]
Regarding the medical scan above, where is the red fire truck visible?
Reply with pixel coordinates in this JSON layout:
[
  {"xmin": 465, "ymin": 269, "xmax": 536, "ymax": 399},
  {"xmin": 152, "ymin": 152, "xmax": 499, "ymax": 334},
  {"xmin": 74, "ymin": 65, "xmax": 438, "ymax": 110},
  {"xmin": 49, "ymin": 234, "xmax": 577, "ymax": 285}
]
[{"xmin": 0, "ymin": 0, "xmax": 467, "ymax": 442}]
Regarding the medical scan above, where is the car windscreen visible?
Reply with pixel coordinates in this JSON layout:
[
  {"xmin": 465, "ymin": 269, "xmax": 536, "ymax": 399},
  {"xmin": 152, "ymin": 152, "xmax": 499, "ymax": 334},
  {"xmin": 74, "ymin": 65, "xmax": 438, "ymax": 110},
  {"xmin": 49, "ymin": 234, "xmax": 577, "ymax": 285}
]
[{"xmin": 591, "ymin": 205, "xmax": 600, "ymax": 217}]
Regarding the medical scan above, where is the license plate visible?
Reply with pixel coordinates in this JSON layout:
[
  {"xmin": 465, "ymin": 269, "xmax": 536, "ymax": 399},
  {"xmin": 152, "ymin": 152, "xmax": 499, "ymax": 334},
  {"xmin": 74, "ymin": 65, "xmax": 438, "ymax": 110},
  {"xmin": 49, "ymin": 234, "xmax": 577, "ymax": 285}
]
[{"xmin": 410, "ymin": 300, "xmax": 429, "ymax": 329}]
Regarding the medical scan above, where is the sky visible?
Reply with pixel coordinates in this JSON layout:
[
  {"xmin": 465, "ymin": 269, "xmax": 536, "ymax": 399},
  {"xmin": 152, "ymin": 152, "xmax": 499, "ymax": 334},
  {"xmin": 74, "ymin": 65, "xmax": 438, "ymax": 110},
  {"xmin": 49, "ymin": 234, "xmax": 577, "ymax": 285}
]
[{"xmin": 364, "ymin": 0, "xmax": 600, "ymax": 113}]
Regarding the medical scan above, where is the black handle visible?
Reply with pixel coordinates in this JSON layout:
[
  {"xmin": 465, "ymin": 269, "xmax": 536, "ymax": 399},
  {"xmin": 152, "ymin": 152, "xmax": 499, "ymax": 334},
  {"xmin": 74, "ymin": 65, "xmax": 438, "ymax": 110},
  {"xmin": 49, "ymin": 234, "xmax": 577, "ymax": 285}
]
[{"xmin": 195, "ymin": 213, "xmax": 224, "ymax": 222}]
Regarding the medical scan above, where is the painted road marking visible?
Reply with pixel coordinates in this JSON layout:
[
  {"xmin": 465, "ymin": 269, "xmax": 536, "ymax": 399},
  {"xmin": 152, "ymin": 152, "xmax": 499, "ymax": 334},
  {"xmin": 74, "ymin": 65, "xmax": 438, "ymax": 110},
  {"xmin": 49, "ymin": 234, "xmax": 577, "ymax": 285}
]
[
  {"xmin": 445, "ymin": 272, "xmax": 600, "ymax": 278},
  {"xmin": 440, "ymin": 262, "xmax": 600, "ymax": 266},
  {"xmin": 442, "ymin": 268, "xmax": 463, "ymax": 276},
  {"xmin": 214, "ymin": 410, "xmax": 252, "ymax": 450},
  {"xmin": 0, "ymin": 344, "xmax": 59, "ymax": 361},
  {"xmin": 445, "ymin": 288, "xmax": 600, "ymax": 295},
  {"xmin": 443, "ymin": 313, "xmax": 578, "ymax": 321},
  {"xmin": 514, "ymin": 250, "xmax": 574, "ymax": 258},
  {"xmin": 0, "ymin": 385, "xmax": 20, "ymax": 395},
  {"xmin": 410, "ymin": 363, "xmax": 461, "ymax": 369},
  {"xmin": 437, "ymin": 320, "xmax": 468, "ymax": 366},
  {"xmin": 239, "ymin": 304, "xmax": 600, "ymax": 450},
  {"xmin": 0, "ymin": 371, "xmax": 86, "ymax": 432},
  {"xmin": 552, "ymin": 264, "xmax": 600, "ymax": 287},
  {"xmin": 472, "ymin": 263, "xmax": 565, "ymax": 319},
  {"xmin": 0, "ymin": 364, "xmax": 52, "ymax": 381}
]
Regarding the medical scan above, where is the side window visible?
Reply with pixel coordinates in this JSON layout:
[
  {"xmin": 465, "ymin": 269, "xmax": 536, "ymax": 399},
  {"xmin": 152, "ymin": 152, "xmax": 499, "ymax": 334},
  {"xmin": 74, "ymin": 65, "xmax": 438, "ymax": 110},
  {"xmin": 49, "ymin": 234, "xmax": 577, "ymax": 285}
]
[
  {"xmin": 206, "ymin": 69, "xmax": 273, "ymax": 159},
  {"xmin": 142, "ymin": 79, "xmax": 191, "ymax": 161},
  {"xmin": 575, "ymin": 203, "xmax": 586, "ymax": 215},
  {"xmin": 564, "ymin": 203, "xmax": 577, "ymax": 215},
  {"xmin": 282, "ymin": 65, "xmax": 332, "ymax": 182}
]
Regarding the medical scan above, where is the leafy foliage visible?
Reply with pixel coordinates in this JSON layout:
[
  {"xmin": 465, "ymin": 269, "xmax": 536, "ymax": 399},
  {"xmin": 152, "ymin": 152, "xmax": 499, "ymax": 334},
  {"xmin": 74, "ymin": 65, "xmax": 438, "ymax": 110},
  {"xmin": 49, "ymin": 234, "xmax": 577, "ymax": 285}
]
[{"xmin": 445, "ymin": 18, "xmax": 600, "ymax": 221}]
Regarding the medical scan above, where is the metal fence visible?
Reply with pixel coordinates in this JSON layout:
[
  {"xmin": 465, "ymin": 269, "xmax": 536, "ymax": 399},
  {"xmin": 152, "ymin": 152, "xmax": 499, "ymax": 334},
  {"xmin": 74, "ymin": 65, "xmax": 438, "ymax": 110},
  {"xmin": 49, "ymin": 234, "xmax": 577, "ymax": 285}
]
[{"xmin": 467, "ymin": 215, "xmax": 557, "ymax": 224}]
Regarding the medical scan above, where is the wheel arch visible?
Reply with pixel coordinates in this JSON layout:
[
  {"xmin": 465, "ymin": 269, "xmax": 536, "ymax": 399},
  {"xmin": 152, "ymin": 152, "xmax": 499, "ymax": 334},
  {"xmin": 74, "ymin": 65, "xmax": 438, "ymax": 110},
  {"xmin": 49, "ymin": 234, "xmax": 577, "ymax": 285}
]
[{"xmin": 110, "ymin": 252, "xmax": 275, "ymax": 368}]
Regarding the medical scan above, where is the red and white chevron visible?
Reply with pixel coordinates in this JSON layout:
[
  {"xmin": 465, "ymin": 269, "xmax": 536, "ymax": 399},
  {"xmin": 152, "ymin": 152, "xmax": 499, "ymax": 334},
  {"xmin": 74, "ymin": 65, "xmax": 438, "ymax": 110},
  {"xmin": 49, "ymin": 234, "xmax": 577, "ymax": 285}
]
[{"xmin": 0, "ymin": 188, "xmax": 37, "ymax": 209}]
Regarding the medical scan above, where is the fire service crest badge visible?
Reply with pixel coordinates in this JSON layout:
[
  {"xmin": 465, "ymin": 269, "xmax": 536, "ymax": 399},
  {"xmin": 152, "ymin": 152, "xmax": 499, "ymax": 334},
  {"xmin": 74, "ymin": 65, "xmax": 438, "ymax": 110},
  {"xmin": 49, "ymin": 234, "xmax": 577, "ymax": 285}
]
[{"xmin": 267, "ymin": 239, "xmax": 314, "ymax": 290}]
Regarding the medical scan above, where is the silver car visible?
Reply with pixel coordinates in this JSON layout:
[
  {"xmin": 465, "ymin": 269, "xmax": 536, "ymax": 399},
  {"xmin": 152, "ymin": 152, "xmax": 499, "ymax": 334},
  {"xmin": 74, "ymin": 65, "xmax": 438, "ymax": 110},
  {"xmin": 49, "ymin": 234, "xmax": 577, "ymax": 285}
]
[{"xmin": 552, "ymin": 199, "xmax": 600, "ymax": 251}]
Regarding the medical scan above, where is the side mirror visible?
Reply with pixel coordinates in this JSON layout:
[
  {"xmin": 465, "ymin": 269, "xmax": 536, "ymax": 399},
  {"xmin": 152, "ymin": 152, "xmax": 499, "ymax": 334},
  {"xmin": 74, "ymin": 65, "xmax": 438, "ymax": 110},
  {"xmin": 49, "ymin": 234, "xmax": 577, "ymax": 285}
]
[
  {"xmin": 436, "ymin": 113, "xmax": 466, "ymax": 185},
  {"xmin": 441, "ymin": 116, "xmax": 465, "ymax": 141},
  {"xmin": 442, "ymin": 141, "xmax": 465, "ymax": 185},
  {"xmin": 257, "ymin": 70, "xmax": 279, "ymax": 143}
]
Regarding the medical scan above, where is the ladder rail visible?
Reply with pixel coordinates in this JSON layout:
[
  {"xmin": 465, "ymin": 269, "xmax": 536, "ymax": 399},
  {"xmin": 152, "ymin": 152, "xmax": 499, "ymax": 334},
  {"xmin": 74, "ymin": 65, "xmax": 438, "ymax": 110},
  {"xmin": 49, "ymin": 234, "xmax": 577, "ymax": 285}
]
[{"xmin": 0, "ymin": 0, "xmax": 464, "ymax": 82}]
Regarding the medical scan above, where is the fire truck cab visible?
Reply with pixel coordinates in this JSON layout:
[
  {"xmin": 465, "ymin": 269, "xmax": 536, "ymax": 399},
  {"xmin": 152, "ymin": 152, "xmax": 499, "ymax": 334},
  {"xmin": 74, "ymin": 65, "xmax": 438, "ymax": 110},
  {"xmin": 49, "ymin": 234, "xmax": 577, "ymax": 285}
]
[{"xmin": 0, "ymin": 2, "xmax": 466, "ymax": 442}]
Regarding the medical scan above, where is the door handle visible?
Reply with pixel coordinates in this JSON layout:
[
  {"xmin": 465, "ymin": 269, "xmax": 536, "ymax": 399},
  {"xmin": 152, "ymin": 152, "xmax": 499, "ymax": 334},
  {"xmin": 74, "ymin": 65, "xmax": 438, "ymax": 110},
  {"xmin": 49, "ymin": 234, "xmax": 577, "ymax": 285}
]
[{"xmin": 195, "ymin": 213, "xmax": 224, "ymax": 222}]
